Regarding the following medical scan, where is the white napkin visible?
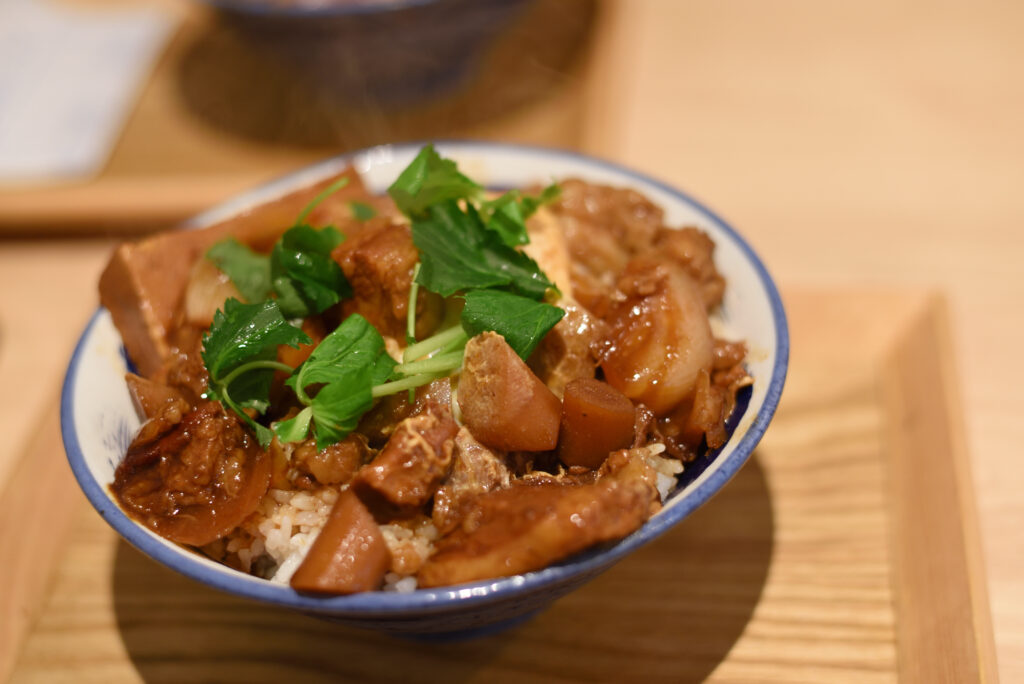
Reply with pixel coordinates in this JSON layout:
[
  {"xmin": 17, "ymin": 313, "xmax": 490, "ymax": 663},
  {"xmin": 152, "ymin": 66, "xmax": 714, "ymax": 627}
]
[{"xmin": 0, "ymin": 0, "xmax": 175, "ymax": 184}]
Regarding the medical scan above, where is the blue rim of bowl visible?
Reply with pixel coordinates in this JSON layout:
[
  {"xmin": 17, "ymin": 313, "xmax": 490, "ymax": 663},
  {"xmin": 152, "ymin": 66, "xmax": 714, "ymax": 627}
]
[{"xmin": 62, "ymin": 140, "xmax": 789, "ymax": 616}]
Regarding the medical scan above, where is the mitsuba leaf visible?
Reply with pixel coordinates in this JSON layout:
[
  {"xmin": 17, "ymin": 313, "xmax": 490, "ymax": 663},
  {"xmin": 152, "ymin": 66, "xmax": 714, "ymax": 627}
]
[
  {"xmin": 310, "ymin": 376, "xmax": 374, "ymax": 449},
  {"xmin": 270, "ymin": 224, "xmax": 352, "ymax": 318},
  {"xmin": 201, "ymin": 299, "xmax": 310, "ymax": 447},
  {"xmin": 202, "ymin": 298, "xmax": 310, "ymax": 386},
  {"xmin": 206, "ymin": 239, "xmax": 273, "ymax": 304},
  {"xmin": 412, "ymin": 201, "xmax": 511, "ymax": 296},
  {"xmin": 461, "ymin": 289, "xmax": 565, "ymax": 359},
  {"xmin": 412, "ymin": 200, "xmax": 556, "ymax": 300},
  {"xmin": 286, "ymin": 314, "xmax": 397, "ymax": 447},
  {"xmin": 481, "ymin": 195, "xmax": 528, "ymax": 247},
  {"xmin": 288, "ymin": 314, "xmax": 396, "ymax": 391},
  {"xmin": 388, "ymin": 144, "xmax": 481, "ymax": 219},
  {"xmin": 349, "ymin": 201, "xmax": 377, "ymax": 221},
  {"xmin": 480, "ymin": 184, "xmax": 561, "ymax": 248},
  {"xmin": 519, "ymin": 183, "xmax": 562, "ymax": 216},
  {"xmin": 273, "ymin": 406, "xmax": 313, "ymax": 444}
]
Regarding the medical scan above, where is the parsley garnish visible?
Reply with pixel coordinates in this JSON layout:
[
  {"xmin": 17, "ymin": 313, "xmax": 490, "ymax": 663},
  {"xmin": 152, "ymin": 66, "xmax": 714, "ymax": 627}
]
[
  {"xmin": 275, "ymin": 314, "xmax": 397, "ymax": 447},
  {"xmin": 270, "ymin": 224, "xmax": 351, "ymax": 318},
  {"xmin": 206, "ymin": 239, "xmax": 272, "ymax": 304},
  {"xmin": 204, "ymin": 178, "xmax": 353, "ymax": 316},
  {"xmin": 201, "ymin": 298, "xmax": 311, "ymax": 446},
  {"xmin": 349, "ymin": 201, "xmax": 377, "ymax": 221},
  {"xmin": 461, "ymin": 289, "xmax": 565, "ymax": 359},
  {"xmin": 199, "ymin": 145, "xmax": 566, "ymax": 448},
  {"xmin": 479, "ymin": 184, "xmax": 561, "ymax": 247}
]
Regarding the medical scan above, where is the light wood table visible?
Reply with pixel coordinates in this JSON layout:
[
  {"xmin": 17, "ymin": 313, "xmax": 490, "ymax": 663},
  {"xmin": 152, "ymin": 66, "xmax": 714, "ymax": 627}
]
[{"xmin": 1, "ymin": 1, "xmax": 1020, "ymax": 681}]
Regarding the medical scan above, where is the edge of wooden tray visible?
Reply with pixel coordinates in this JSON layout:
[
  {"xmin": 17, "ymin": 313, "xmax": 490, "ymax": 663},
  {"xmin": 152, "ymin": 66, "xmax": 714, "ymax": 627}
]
[{"xmin": 883, "ymin": 294, "xmax": 999, "ymax": 682}]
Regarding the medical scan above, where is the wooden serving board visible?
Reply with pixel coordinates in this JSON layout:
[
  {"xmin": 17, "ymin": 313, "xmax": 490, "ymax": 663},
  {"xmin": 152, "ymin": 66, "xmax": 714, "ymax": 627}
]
[{"xmin": 1, "ymin": 289, "xmax": 997, "ymax": 683}]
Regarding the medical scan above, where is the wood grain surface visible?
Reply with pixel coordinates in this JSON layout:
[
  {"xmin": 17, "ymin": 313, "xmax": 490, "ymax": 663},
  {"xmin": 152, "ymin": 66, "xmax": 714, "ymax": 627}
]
[
  {"xmin": 1, "ymin": 0, "xmax": 1020, "ymax": 679},
  {"xmin": 884, "ymin": 298, "xmax": 998, "ymax": 682},
  {"xmin": 5, "ymin": 290, "xmax": 993, "ymax": 683}
]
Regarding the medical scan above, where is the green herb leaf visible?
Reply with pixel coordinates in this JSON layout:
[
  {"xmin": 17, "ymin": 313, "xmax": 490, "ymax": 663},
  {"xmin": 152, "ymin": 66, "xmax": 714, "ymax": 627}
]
[
  {"xmin": 285, "ymin": 314, "xmax": 397, "ymax": 447},
  {"xmin": 412, "ymin": 200, "xmax": 556, "ymax": 300},
  {"xmin": 201, "ymin": 299, "xmax": 310, "ymax": 446},
  {"xmin": 387, "ymin": 144, "xmax": 481, "ymax": 219},
  {"xmin": 480, "ymin": 184, "xmax": 561, "ymax": 248},
  {"xmin": 205, "ymin": 239, "xmax": 272, "ymax": 304},
  {"xmin": 350, "ymin": 201, "xmax": 377, "ymax": 221},
  {"xmin": 202, "ymin": 299, "xmax": 310, "ymax": 387},
  {"xmin": 461, "ymin": 289, "xmax": 564, "ymax": 359},
  {"xmin": 309, "ymin": 379, "xmax": 374, "ymax": 448},
  {"xmin": 270, "ymin": 224, "xmax": 351, "ymax": 318},
  {"xmin": 481, "ymin": 194, "xmax": 528, "ymax": 247},
  {"xmin": 273, "ymin": 406, "xmax": 313, "ymax": 444},
  {"xmin": 289, "ymin": 314, "xmax": 396, "ymax": 392}
]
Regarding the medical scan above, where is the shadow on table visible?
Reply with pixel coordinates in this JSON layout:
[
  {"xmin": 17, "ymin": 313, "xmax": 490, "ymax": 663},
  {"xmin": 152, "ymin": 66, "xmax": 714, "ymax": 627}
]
[
  {"xmin": 112, "ymin": 453, "xmax": 773, "ymax": 683},
  {"xmin": 174, "ymin": 0, "xmax": 597, "ymax": 148}
]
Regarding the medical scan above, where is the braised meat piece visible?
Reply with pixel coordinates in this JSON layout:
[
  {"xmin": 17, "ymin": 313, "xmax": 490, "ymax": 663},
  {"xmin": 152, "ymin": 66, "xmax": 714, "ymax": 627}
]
[
  {"xmin": 598, "ymin": 257, "xmax": 714, "ymax": 415},
  {"xmin": 417, "ymin": 451, "xmax": 659, "ymax": 588},
  {"xmin": 354, "ymin": 393, "xmax": 459, "ymax": 510},
  {"xmin": 432, "ymin": 428, "xmax": 512, "ymax": 535},
  {"xmin": 331, "ymin": 220, "xmax": 441, "ymax": 339},
  {"xmin": 112, "ymin": 402, "xmax": 271, "ymax": 546},
  {"xmin": 528, "ymin": 303, "xmax": 607, "ymax": 398},
  {"xmin": 291, "ymin": 433, "xmax": 372, "ymax": 488},
  {"xmin": 356, "ymin": 379, "xmax": 452, "ymax": 448},
  {"xmin": 653, "ymin": 227, "xmax": 726, "ymax": 311},
  {"xmin": 553, "ymin": 178, "xmax": 663, "ymax": 276}
]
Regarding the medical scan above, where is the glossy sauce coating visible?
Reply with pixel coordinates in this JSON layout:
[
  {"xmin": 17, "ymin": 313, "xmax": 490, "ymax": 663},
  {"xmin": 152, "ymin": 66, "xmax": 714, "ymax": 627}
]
[
  {"xmin": 112, "ymin": 402, "xmax": 271, "ymax": 546},
  {"xmin": 599, "ymin": 257, "xmax": 714, "ymax": 415},
  {"xmin": 290, "ymin": 489, "xmax": 391, "ymax": 594},
  {"xmin": 558, "ymin": 378, "xmax": 636, "ymax": 469},
  {"xmin": 457, "ymin": 332, "xmax": 562, "ymax": 452}
]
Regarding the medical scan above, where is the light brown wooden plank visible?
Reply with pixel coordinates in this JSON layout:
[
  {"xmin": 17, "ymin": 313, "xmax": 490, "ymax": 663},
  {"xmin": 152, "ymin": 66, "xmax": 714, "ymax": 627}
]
[
  {"xmin": 0, "ymin": 408, "xmax": 81, "ymax": 683},
  {"xmin": 883, "ymin": 297, "xmax": 999, "ymax": 683}
]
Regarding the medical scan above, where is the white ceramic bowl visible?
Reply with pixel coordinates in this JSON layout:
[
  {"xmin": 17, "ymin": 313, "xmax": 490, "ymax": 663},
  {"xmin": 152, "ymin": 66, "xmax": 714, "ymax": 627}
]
[{"xmin": 62, "ymin": 141, "xmax": 788, "ymax": 637}]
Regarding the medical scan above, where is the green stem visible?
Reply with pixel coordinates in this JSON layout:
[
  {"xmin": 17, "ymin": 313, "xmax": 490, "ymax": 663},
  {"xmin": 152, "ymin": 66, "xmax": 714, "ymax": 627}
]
[
  {"xmin": 372, "ymin": 372, "xmax": 447, "ymax": 398},
  {"xmin": 403, "ymin": 325, "xmax": 468, "ymax": 363},
  {"xmin": 394, "ymin": 351, "xmax": 464, "ymax": 376},
  {"xmin": 218, "ymin": 360, "xmax": 294, "ymax": 392},
  {"xmin": 406, "ymin": 262, "xmax": 421, "ymax": 347},
  {"xmin": 296, "ymin": 176, "xmax": 350, "ymax": 225}
]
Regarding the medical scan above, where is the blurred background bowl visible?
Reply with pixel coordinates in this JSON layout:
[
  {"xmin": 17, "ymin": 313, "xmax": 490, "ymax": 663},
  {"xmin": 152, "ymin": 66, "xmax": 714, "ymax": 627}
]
[{"xmin": 199, "ymin": 0, "xmax": 532, "ymax": 105}]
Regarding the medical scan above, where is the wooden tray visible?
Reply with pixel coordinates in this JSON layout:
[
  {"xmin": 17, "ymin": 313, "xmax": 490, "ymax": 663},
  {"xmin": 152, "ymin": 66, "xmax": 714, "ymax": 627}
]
[{"xmin": 1, "ymin": 289, "xmax": 997, "ymax": 683}]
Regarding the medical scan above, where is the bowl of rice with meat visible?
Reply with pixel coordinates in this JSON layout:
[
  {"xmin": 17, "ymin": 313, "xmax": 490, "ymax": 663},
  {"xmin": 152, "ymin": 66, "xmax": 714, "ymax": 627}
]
[{"xmin": 62, "ymin": 141, "xmax": 788, "ymax": 637}]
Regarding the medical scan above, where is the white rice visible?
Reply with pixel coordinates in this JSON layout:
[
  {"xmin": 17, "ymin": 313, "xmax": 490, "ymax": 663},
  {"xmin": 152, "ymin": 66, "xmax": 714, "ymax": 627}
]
[
  {"xmin": 642, "ymin": 443, "xmax": 684, "ymax": 501},
  {"xmin": 207, "ymin": 486, "xmax": 339, "ymax": 583},
  {"xmin": 379, "ymin": 519, "xmax": 439, "ymax": 591}
]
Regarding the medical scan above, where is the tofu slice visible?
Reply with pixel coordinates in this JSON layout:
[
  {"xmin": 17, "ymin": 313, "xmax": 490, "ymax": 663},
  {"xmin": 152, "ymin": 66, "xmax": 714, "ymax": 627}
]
[{"xmin": 99, "ymin": 167, "xmax": 370, "ymax": 377}]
